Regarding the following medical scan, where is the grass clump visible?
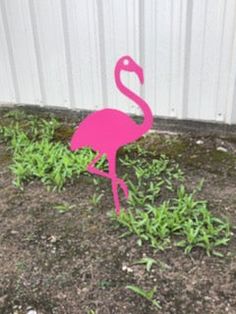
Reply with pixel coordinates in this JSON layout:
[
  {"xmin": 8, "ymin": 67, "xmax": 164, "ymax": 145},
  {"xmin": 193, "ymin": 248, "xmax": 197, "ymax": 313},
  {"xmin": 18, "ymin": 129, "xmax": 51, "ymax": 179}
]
[
  {"xmin": 114, "ymin": 186, "xmax": 230, "ymax": 256},
  {"xmin": 125, "ymin": 156, "xmax": 184, "ymax": 208},
  {"xmin": 0, "ymin": 110, "xmax": 101, "ymax": 189},
  {"xmin": 112, "ymin": 145, "xmax": 232, "ymax": 256},
  {"xmin": 10, "ymin": 137, "xmax": 93, "ymax": 189}
]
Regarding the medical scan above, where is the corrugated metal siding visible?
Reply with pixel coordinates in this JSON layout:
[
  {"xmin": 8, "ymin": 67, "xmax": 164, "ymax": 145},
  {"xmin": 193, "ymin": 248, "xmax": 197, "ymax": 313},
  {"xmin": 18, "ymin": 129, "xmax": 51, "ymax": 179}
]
[{"xmin": 0, "ymin": 0, "xmax": 236, "ymax": 124}]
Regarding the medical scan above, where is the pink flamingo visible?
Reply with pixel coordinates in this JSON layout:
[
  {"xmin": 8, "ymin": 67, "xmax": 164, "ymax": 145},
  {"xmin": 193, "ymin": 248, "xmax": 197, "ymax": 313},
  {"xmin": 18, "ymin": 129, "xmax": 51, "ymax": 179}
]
[{"xmin": 70, "ymin": 56, "xmax": 153, "ymax": 214}]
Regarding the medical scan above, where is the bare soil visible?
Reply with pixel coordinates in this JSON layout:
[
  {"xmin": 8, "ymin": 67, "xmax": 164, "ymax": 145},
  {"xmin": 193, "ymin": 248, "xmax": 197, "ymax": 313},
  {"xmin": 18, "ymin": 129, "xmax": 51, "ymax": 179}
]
[{"xmin": 0, "ymin": 110, "xmax": 236, "ymax": 314}]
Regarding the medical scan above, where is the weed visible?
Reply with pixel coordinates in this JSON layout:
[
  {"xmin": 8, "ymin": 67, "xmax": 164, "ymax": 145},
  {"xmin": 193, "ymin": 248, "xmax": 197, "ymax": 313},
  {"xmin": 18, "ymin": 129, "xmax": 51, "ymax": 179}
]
[
  {"xmin": 53, "ymin": 203, "xmax": 76, "ymax": 214},
  {"xmin": 87, "ymin": 310, "xmax": 96, "ymax": 314},
  {"xmin": 126, "ymin": 285, "xmax": 161, "ymax": 309},
  {"xmin": 133, "ymin": 257, "xmax": 157, "ymax": 272},
  {"xmin": 90, "ymin": 193, "xmax": 104, "ymax": 207}
]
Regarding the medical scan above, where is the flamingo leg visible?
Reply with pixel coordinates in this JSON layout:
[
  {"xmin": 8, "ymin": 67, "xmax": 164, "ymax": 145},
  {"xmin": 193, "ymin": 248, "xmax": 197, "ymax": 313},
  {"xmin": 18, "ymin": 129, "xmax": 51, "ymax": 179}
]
[
  {"xmin": 87, "ymin": 152, "xmax": 111, "ymax": 180},
  {"xmin": 87, "ymin": 152, "xmax": 128, "ymax": 197},
  {"xmin": 108, "ymin": 153, "xmax": 129, "ymax": 215},
  {"xmin": 112, "ymin": 180, "xmax": 120, "ymax": 214},
  {"xmin": 87, "ymin": 152, "xmax": 128, "ymax": 214},
  {"xmin": 108, "ymin": 153, "xmax": 120, "ymax": 214}
]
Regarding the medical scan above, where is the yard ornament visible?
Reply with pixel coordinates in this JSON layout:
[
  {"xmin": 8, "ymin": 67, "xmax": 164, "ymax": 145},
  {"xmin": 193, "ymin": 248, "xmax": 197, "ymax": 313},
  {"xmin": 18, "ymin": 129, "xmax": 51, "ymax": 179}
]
[{"xmin": 70, "ymin": 55, "xmax": 153, "ymax": 214}]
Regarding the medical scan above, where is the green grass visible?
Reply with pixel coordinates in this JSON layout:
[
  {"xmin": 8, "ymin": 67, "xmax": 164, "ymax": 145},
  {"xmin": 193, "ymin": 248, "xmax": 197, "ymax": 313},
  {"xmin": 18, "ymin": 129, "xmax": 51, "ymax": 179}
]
[
  {"xmin": 112, "ymin": 145, "xmax": 232, "ymax": 257},
  {"xmin": 10, "ymin": 138, "xmax": 94, "ymax": 189},
  {"xmin": 112, "ymin": 185, "xmax": 231, "ymax": 256},
  {"xmin": 0, "ymin": 111, "xmax": 106, "ymax": 189},
  {"xmin": 126, "ymin": 285, "xmax": 161, "ymax": 309}
]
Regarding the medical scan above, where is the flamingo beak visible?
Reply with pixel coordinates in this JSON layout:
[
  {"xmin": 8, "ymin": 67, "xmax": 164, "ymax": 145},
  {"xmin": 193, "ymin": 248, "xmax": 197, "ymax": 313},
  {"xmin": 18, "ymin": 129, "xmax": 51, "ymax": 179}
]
[{"xmin": 136, "ymin": 66, "xmax": 144, "ymax": 84}]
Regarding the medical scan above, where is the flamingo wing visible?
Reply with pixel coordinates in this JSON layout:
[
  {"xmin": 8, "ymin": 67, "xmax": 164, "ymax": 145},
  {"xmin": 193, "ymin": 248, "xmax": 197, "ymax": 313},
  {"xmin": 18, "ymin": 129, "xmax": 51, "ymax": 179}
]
[{"xmin": 70, "ymin": 109, "xmax": 139, "ymax": 153}]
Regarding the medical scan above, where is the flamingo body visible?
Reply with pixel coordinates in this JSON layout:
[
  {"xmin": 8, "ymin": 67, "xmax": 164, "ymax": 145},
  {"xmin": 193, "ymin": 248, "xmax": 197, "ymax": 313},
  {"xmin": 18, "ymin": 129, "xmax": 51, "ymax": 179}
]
[
  {"xmin": 70, "ymin": 55, "xmax": 153, "ymax": 214},
  {"xmin": 71, "ymin": 108, "xmax": 139, "ymax": 154}
]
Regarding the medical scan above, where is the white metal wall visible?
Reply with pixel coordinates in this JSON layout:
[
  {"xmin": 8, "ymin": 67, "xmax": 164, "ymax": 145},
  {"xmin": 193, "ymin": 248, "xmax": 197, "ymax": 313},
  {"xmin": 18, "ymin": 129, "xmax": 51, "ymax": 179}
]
[{"xmin": 0, "ymin": 0, "xmax": 236, "ymax": 124}]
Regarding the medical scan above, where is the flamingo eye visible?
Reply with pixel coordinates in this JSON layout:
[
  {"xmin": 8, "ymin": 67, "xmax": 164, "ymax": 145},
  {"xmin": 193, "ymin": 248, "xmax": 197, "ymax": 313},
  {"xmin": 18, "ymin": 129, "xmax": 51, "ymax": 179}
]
[{"xmin": 123, "ymin": 59, "xmax": 129, "ymax": 66}]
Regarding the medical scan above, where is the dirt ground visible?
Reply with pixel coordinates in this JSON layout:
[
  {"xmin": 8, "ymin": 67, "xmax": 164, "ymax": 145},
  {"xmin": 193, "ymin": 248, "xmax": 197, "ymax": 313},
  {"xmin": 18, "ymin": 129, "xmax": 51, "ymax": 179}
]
[{"xmin": 0, "ymin": 110, "xmax": 236, "ymax": 314}]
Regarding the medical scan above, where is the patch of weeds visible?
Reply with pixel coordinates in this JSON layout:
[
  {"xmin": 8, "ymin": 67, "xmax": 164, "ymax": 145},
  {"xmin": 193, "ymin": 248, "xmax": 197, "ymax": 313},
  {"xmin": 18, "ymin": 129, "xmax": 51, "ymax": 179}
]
[
  {"xmin": 0, "ymin": 114, "xmax": 101, "ymax": 189},
  {"xmin": 122, "ymin": 154, "xmax": 184, "ymax": 208},
  {"xmin": 10, "ymin": 137, "xmax": 94, "ymax": 189},
  {"xmin": 126, "ymin": 285, "xmax": 161, "ymax": 309},
  {"xmin": 113, "ymin": 149, "xmax": 232, "ymax": 256},
  {"xmin": 112, "ymin": 185, "xmax": 231, "ymax": 256}
]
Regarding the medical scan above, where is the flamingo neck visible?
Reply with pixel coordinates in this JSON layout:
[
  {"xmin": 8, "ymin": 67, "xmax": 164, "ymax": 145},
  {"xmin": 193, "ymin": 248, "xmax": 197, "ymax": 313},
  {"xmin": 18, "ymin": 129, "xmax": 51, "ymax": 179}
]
[{"xmin": 115, "ymin": 68, "xmax": 153, "ymax": 135}]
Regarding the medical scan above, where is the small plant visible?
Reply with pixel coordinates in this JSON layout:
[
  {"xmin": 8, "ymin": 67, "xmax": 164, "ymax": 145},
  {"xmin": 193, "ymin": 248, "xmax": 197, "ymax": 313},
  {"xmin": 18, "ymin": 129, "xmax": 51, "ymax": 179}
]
[
  {"xmin": 90, "ymin": 192, "xmax": 104, "ymax": 207},
  {"xmin": 133, "ymin": 257, "xmax": 157, "ymax": 272},
  {"xmin": 126, "ymin": 285, "xmax": 161, "ymax": 309},
  {"xmin": 87, "ymin": 310, "xmax": 96, "ymax": 314},
  {"xmin": 53, "ymin": 202, "xmax": 76, "ymax": 213}
]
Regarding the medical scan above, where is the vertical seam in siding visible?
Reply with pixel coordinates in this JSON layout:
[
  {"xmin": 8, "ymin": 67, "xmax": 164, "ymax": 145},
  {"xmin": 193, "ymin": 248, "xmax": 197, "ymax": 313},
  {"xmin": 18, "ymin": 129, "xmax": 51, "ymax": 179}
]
[
  {"xmin": 86, "ymin": 0, "xmax": 95, "ymax": 108},
  {"xmin": 28, "ymin": 0, "xmax": 46, "ymax": 106},
  {"xmin": 231, "ymin": 75, "xmax": 236, "ymax": 124},
  {"xmin": 139, "ymin": 0, "xmax": 145, "ymax": 99},
  {"xmin": 182, "ymin": 0, "xmax": 193, "ymax": 119},
  {"xmin": 198, "ymin": 0, "xmax": 208, "ymax": 119},
  {"xmin": 214, "ymin": 1, "xmax": 226, "ymax": 121},
  {"xmin": 178, "ymin": 0, "xmax": 183, "ymax": 119},
  {"xmin": 169, "ymin": 0, "xmax": 174, "ymax": 115},
  {"xmin": 226, "ymin": 2, "xmax": 236, "ymax": 124},
  {"xmin": 154, "ymin": 0, "xmax": 158, "ymax": 116},
  {"xmin": 125, "ymin": 1, "xmax": 130, "ymax": 92},
  {"xmin": 52, "ymin": 0, "xmax": 65, "ymax": 106},
  {"xmin": 0, "ymin": 0, "xmax": 20, "ymax": 103},
  {"xmin": 92, "ymin": 1, "xmax": 102, "ymax": 108},
  {"xmin": 96, "ymin": 0, "xmax": 108, "ymax": 107},
  {"xmin": 21, "ymin": 4, "xmax": 37, "ymax": 104},
  {"xmin": 60, "ymin": 0, "xmax": 75, "ymax": 109}
]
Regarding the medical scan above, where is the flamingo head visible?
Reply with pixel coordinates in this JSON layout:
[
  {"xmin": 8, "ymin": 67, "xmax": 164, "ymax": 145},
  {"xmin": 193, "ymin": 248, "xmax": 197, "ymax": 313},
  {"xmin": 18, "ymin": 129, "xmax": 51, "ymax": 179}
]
[{"xmin": 117, "ymin": 55, "xmax": 144, "ymax": 84}]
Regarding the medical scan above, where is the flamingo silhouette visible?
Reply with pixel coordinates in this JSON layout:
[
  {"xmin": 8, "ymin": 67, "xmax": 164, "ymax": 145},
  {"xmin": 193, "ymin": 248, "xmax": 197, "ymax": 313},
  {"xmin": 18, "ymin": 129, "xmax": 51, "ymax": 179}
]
[{"xmin": 70, "ymin": 56, "xmax": 153, "ymax": 214}]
